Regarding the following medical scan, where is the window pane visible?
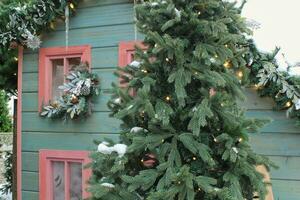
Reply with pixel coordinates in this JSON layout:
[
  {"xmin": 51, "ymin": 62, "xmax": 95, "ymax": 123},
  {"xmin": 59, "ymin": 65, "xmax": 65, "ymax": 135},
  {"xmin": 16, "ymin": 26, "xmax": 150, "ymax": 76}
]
[
  {"xmin": 52, "ymin": 59, "xmax": 64, "ymax": 101},
  {"xmin": 69, "ymin": 162, "xmax": 83, "ymax": 200},
  {"xmin": 52, "ymin": 161, "xmax": 65, "ymax": 200},
  {"xmin": 68, "ymin": 57, "xmax": 81, "ymax": 71}
]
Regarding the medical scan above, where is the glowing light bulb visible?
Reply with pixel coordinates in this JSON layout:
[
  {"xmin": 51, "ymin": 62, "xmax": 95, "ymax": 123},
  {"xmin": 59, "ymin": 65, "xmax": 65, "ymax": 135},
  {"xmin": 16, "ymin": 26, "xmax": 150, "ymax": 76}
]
[
  {"xmin": 198, "ymin": 11, "xmax": 201, "ymax": 15},
  {"xmin": 161, "ymin": 139, "xmax": 165, "ymax": 143},
  {"xmin": 166, "ymin": 58, "xmax": 170, "ymax": 62},
  {"xmin": 69, "ymin": 3, "xmax": 75, "ymax": 9},
  {"xmin": 178, "ymin": 181, "xmax": 181, "ymax": 184},
  {"xmin": 286, "ymin": 101, "xmax": 292, "ymax": 107},
  {"xmin": 192, "ymin": 157, "xmax": 197, "ymax": 161},
  {"xmin": 50, "ymin": 22, "xmax": 55, "ymax": 29},
  {"xmin": 141, "ymin": 159, "xmax": 144, "ymax": 163},
  {"xmin": 238, "ymin": 138, "xmax": 243, "ymax": 143},
  {"xmin": 214, "ymin": 138, "xmax": 218, "ymax": 142},
  {"xmin": 223, "ymin": 61, "xmax": 231, "ymax": 68},
  {"xmin": 165, "ymin": 96, "xmax": 171, "ymax": 101},
  {"xmin": 224, "ymin": 44, "xmax": 229, "ymax": 48},
  {"xmin": 141, "ymin": 69, "xmax": 148, "ymax": 73},
  {"xmin": 214, "ymin": 54, "xmax": 218, "ymax": 58},
  {"xmin": 237, "ymin": 71, "xmax": 243, "ymax": 78},
  {"xmin": 14, "ymin": 57, "xmax": 18, "ymax": 61}
]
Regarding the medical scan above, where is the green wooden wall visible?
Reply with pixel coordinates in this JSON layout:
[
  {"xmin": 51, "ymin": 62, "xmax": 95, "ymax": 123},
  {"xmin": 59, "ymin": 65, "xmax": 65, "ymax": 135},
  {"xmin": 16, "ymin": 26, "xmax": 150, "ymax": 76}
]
[{"xmin": 21, "ymin": 0, "xmax": 300, "ymax": 199}]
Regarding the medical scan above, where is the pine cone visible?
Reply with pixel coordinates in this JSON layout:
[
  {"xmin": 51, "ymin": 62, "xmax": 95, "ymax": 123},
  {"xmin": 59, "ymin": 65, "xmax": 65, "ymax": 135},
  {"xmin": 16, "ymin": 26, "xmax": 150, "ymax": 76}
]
[{"xmin": 80, "ymin": 85, "xmax": 91, "ymax": 96}]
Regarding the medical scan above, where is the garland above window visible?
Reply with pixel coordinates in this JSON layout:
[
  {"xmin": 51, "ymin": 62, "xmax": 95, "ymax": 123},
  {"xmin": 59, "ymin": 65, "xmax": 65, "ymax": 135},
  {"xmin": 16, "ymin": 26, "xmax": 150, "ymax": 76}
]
[{"xmin": 41, "ymin": 62, "xmax": 100, "ymax": 120}]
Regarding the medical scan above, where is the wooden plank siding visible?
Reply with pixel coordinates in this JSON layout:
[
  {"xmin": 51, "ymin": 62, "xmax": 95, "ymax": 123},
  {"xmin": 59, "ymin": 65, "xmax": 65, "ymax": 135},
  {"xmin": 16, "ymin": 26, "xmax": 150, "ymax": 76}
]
[
  {"xmin": 21, "ymin": 1, "xmax": 136, "ymax": 199},
  {"xmin": 20, "ymin": 0, "xmax": 300, "ymax": 199}
]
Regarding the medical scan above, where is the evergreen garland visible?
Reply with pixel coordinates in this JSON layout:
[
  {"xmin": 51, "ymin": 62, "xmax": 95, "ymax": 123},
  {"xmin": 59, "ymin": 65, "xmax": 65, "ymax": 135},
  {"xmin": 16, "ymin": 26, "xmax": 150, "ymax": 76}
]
[
  {"xmin": 41, "ymin": 62, "xmax": 100, "ymax": 120},
  {"xmin": 246, "ymin": 40, "xmax": 300, "ymax": 125}
]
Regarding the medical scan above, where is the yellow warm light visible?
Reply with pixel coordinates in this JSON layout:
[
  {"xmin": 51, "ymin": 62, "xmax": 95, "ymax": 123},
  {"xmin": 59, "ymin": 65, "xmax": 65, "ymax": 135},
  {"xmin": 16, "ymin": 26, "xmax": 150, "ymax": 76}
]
[
  {"xmin": 14, "ymin": 57, "xmax": 18, "ymax": 61},
  {"xmin": 223, "ymin": 61, "xmax": 231, "ymax": 68},
  {"xmin": 192, "ymin": 157, "xmax": 197, "ymax": 161},
  {"xmin": 237, "ymin": 71, "xmax": 243, "ymax": 78},
  {"xmin": 69, "ymin": 3, "xmax": 75, "ymax": 9},
  {"xmin": 165, "ymin": 58, "xmax": 170, "ymax": 62},
  {"xmin": 225, "ymin": 44, "xmax": 229, "ymax": 48},
  {"xmin": 286, "ymin": 101, "xmax": 292, "ymax": 107},
  {"xmin": 238, "ymin": 138, "xmax": 243, "ymax": 143},
  {"xmin": 165, "ymin": 96, "xmax": 171, "ymax": 101}
]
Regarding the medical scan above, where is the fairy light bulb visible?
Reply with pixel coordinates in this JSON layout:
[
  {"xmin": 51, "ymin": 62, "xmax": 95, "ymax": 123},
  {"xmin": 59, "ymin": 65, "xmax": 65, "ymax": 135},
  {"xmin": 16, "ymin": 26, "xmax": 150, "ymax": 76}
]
[
  {"xmin": 161, "ymin": 139, "xmax": 165, "ymax": 143},
  {"xmin": 237, "ymin": 71, "xmax": 243, "ymax": 78},
  {"xmin": 223, "ymin": 60, "xmax": 231, "ymax": 68},
  {"xmin": 165, "ymin": 96, "xmax": 171, "ymax": 101},
  {"xmin": 286, "ymin": 101, "xmax": 292, "ymax": 107},
  {"xmin": 69, "ymin": 3, "xmax": 75, "ymax": 9},
  {"xmin": 225, "ymin": 44, "xmax": 229, "ymax": 48},
  {"xmin": 178, "ymin": 181, "xmax": 181, "ymax": 184},
  {"xmin": 214, "ymin": 138, "xmax": 218, "ymax": 142},
  {"xmin": 192, "ymin": 157, "xmax": 197, "ymax": 161},
  {"xmin": 214, "ymin": 54, "xmax": 218, "ymax": 58},
  {"xmin": 198, "ymin": 11, "xmax": 201, "ymax": 15},
  {"xmin": 198, "ymin": 188, "xmax": 201, "ymax": 191},
  {"xmin": 166, "ymin": 58, "xmax": 170, "ymax": 62},
  {"xmin": 141, "ymin": 69, "xmax": 148, "ymax": 73},
  {"xmin": 14, "ymin": 57, "xmax": 18, "ymax": 61},
  {"xmin": 141, "ymin": 159, "xmax": 144, "ymax": 163},
  {"xmin": 238, "ymin": 138, "xmax": 243, "ymax": 143}
]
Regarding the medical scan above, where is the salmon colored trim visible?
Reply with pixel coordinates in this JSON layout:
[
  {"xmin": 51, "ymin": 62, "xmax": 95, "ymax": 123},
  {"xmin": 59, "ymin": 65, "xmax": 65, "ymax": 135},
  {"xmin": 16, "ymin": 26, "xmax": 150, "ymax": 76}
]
[
  {"xmin": 17, "ymin": 46, "xmax": 23, "ymax": 200},
  {"xmin": 118, "ymin": 41, "xmax": 145, "ymax": 67},
  {"xmin": 118, "ymin": 41, "xmax": 146, "ymax": 89},
  {"xmin": 39, "ymin": 150, "xmax": 92, "ymax": 200},
  {"xmin": 38, "ymin": 45, "xmax": 91, "ymax": 111}
]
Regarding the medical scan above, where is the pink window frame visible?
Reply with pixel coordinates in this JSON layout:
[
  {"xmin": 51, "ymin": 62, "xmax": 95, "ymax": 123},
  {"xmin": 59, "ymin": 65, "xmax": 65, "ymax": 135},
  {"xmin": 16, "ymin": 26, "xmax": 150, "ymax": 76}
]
[
  {"xmin": 39, "ymin": 149, "xmax": 92, "ymax": 200},
  {"xmin": 38, "ymin": 45, "xmax": 91, "ymax": 111},
  {"xmin": 118, "ymin": 41, "xmax": 146, "ymax": 88}
]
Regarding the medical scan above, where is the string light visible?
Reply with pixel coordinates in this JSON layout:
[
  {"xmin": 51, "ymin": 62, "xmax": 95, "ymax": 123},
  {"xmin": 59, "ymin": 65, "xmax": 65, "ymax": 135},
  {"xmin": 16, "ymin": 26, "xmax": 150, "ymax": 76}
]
[
  {"xmin": 165, "ymin": 58, "xmax": 170, "ymax": 62},
  {"xmin": 198, "ymin": 188, "xmax": 201, "ymax": 191},
  {"xmin": 177, "ymin": 181, "xmax": 181, "ymax": 184},
  {"xmin": 14, "ymin": 57, "xmax": 18, "ymax": 61},
  {"xmin": 238, "ymin": 138, "xmax": 243, "ymax": 143},
  {"xmin": 69, "ymin": 3, "xmax": 75, "ymax": 9},
  {"xmin": 224, "ymin": 44, "xmax": 229, "ymax": 48},
  {"xmin": 141, "ymin": 159, "xmax": 144, "ymax": 163},
  {"xmin": 141, "ymin": 69, "xmax": 148, "ymax": 73},
  {"xmin": 285, "ymin": 101, "xmax": 292, "ymax": 108},
  {"xmin": 223, "ymin": 60, "xmax": 231, "ymax": 68},
  {"xmin": 197, "ymin": 11, "xmax": 201, "ymax": 15},
  {"xmin": 161, "ymin": 139, "xmax": 165, "ymax": 143},
  {"xmin": 165, "ymin": 96, "xmax": 171, "ymax": 101},
  {"xmin": 214, "ymin": 54, "xmax": 218, "ymax": 58},
  {"xmin": 194, "ymin": 72, "xmax": 198, "ymax": 75},
  {"xmin": 220, "ymin": 103, "xmax": 224, "ymax": 107},
  {"xmin": 213, "ymin": 137, "xmax": 218, "ymax": 142},
  {"xmin": 237, "ymin": 71, "xmax": 243, "ymax": 78},
  {"xmin": 192, "ymin": 157, "xmax": 197, "ymax": 161},
  {"xmin": 50, "ymin": 22, "xmax": 55, "ymax": 29}
]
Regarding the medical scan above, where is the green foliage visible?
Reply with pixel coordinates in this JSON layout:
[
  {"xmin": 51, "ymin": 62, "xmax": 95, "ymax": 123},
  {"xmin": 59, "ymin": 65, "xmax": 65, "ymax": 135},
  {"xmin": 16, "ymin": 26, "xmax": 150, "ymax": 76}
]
[
  {"xmin": 0, "ymin": 90, "xmax": 11, "ymax": 132},
  {"xmin": 89, "ymin": 1, "xmax": 274, "ymax": 200},
  {"xmin": 40, "ymin": 63, "xmax": 100, "ymax": 121},
  {"xmin": 0, "ymin": 151, "xmax": 13, "ymax": 195},
  {"xmin": 0, "ymin": 0, "xmax": 80, "ymax": 93}
]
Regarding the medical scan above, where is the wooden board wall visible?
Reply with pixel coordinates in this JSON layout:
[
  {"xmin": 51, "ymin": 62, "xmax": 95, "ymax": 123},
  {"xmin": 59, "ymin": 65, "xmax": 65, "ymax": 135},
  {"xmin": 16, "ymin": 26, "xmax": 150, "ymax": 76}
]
[{"xmin": 21, "ymin": 0, "xmax": 300, "ymax": 199}]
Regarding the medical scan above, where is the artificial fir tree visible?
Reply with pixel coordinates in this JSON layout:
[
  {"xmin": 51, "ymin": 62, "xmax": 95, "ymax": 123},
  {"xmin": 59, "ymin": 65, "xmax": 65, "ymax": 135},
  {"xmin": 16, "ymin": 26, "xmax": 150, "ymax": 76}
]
[{"xmin": 89, "ymin": 0, "xmax": 273, "ymax": 199}]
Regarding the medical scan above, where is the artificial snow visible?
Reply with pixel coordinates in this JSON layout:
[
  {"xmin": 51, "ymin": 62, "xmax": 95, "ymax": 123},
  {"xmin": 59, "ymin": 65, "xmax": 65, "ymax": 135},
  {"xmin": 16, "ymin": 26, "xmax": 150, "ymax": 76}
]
[
  {"xmin": 232, "ymin": 147, "xmax": 239, "ymax": 154},
  {"xmin": 295, "ymin": 99, "xmax": 300, "ymax": 110},
  {"xmin": 130, "ymin": 127, "xmax": 148, "ymax": 133},
  {"xmin": 174, "ymin": 8, "xmax": 181, "ymax": 18},
  {"xmin": 97, "ymin": 142, "xmax": 127, "ymax": 157},
  {"xmin": 130, "ymin": 60, "xmax": 141, "ymax": 68},
  {"xmin": 113, "ymin": 98, "xmax": 122, "ymax": 104},
  {"xmin": 100, "ymin": 183, "xmax": 115, "ymax": 188}
]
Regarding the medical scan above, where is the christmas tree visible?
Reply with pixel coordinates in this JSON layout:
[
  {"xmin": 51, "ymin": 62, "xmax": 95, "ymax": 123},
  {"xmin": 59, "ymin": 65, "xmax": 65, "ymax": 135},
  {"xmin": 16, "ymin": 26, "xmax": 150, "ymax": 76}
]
[{"xmin": 89, "ymin": 0, "xmax": 273, "ymax": 199}]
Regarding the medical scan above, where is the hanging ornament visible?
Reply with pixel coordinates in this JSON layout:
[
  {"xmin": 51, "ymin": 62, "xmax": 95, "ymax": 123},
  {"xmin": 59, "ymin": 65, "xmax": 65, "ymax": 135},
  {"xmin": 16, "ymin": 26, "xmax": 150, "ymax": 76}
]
[
  {"xmin": 209, "ymin": 88, "xmax": 216, "ymax": 97},
  {"xmin": 141, "ymin": 153, "xmax": 158, "ymax": 168},
  {"xmin": 9, "ymin": 41, "xmax": 18, "ymax": 49}
]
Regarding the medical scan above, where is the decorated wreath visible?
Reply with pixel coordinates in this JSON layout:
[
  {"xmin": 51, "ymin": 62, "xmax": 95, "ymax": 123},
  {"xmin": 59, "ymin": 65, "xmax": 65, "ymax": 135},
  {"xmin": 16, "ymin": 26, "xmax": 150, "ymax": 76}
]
[{"xmin": 41, "ymin": 62, "xmax": 100, "ymax": 120}]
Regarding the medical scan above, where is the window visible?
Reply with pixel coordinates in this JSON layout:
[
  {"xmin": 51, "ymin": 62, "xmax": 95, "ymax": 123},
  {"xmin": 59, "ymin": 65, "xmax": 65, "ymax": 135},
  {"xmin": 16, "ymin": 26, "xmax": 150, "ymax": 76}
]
[
  {"xmin": 38, "ymin": 45, "xmax": 91, "ymax": 111},
  {"xmin": 39, "ymin": 150, "xmax": 91, "ymax": 200},
  {"xmin": 118, "ymin": 41, "xmax": 146, "ymax": 88}
]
